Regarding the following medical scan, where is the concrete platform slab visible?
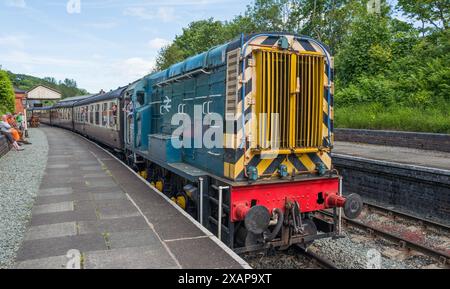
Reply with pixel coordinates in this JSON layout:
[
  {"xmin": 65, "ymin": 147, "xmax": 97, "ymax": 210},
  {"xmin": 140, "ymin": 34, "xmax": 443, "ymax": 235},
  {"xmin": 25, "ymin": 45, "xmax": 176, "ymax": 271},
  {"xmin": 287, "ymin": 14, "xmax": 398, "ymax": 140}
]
[
  {"xmin": 25, "ymin": 222, "xmax": 77, "ymax": 241},
  {"xmin": 15, "ymin": 255, "xmax": 68, "ymax": 269},
  {"xmin": 16, "ymin": 234, "xmax": 107, "ymax": 261},
  {"xmin": 32, "ymin": 201, "xmax": 74, "ymax": 215},
  {"xmin": 16, "ymin": 126, "xmax": 249, "ymax": 269},
  {"xmin": 334, "ymin": 141, "xmax": 450, "ymax": 170},
  {"xmin": 38, "ymin": 187, "xmax": 72, "ymax": 196},
  {"xmin": 108, "ymin": 230, "xmax": 161, "ymax": 249},
  {"xmin": 77, "ymin": 217, "xmax": 148, "ymax": 235},
  {"xmin": 84, "ymin": 246, "xmax": 178, "ymax": 269}
]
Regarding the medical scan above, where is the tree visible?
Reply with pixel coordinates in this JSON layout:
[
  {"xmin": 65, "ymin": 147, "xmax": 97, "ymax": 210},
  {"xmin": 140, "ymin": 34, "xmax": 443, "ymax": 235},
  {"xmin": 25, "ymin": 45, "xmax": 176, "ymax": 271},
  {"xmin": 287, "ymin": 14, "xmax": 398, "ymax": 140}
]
[
  {"xmin": 335, "ymin": 3, "xmax": 393, "ymax": 86},
  {"xmin": 397, "ymin": 0, "xmax": 449, "ymax": 31},
  {"xmin": 154, "ymin": 18, "xmax": 235, "ymax": 71},
  {"xmin": 0, "ymin": 70, "xmax": 16, "ymax": 114},
  {"xmin": 154, "ymin": 43, "xmax": 185, "ymax": 72}
]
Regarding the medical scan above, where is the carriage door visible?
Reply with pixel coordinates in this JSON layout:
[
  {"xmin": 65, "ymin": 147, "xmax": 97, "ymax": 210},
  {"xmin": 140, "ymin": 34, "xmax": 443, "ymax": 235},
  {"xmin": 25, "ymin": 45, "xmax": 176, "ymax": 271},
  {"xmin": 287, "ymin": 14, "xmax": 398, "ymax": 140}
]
[{"xmin": 124, "ymin": 94, "xmax": 134, "ymax": 148}]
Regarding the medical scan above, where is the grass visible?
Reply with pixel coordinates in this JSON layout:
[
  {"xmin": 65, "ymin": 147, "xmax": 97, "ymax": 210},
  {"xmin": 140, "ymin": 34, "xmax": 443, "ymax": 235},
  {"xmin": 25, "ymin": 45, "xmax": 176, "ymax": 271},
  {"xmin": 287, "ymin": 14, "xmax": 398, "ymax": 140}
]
[{"xmin": 335, "ymin": 103, "xmax": 450, "ymax": 134}]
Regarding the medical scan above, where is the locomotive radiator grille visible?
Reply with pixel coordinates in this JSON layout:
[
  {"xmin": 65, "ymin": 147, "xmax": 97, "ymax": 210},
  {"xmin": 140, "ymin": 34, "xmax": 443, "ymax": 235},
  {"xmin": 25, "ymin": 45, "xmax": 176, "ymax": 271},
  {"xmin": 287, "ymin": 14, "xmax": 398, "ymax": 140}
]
[{"xmin": 255, "ymin": 50, "xmax": 324, "ymax": 151}]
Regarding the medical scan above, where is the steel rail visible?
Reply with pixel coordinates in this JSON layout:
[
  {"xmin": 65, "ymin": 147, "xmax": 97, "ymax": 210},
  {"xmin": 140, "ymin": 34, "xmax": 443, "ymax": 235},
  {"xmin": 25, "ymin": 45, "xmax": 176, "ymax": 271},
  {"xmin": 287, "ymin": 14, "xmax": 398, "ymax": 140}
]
[
  {"xmin": 295, "ymin": 245, "xmax": 338, "ymax": 269},
  {"xmin": 363, "ymin": 201, "xmax": 450, "ymax": 231},
  {"xmin": 318, "ymin": 210, "xmax": 450, "ymax": 265}
]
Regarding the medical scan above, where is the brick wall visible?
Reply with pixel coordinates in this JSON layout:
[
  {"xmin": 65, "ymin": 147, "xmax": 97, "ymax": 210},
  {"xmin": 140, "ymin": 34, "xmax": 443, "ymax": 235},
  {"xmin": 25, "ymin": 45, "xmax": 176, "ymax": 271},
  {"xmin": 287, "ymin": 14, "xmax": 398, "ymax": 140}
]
[
  {"xmin": 333, "ymin": 154, "xmax": 450, "ymax": 225},
  {"xmin": 335, "ymin": 128, "xmax": 450, "ymax": 152},
  {"xmin": 15, "ymin": 92, "xmax": 26, "ymax": 114}
]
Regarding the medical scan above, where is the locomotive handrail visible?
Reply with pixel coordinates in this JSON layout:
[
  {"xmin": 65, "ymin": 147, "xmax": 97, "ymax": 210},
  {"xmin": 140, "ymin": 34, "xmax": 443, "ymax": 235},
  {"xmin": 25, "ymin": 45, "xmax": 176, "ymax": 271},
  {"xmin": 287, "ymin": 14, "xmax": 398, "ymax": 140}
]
[{"xmin": 155, "ymin": 68, "xmax": 211, "ymax": 87}]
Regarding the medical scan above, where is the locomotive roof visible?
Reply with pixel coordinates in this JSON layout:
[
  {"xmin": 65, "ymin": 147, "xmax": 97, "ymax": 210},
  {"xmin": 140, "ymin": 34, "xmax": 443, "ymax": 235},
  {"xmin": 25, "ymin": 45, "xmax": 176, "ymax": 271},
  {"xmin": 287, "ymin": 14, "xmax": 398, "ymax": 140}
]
[
  {"xmin": 145, "ymin": 32, "xmax": 330, "ymax": 86},
  {"xmin": 28, "ymin": 106, "xmax": 53, "ymax": 111},
  {"xmin": 53, "ymin": 94, "xmax": 95, "ymax": 108},
  {"xmin": 75, "ymin": 86, "xmax": 128, "ymax": 106}
]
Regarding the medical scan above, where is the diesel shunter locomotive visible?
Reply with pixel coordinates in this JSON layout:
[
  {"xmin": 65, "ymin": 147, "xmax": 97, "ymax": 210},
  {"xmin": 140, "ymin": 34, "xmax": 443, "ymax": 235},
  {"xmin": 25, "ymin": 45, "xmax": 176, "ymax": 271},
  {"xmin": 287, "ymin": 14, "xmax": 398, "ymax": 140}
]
[{"xmin": 41, "ymin": 33, "xmax": 363, "ymax": 251}]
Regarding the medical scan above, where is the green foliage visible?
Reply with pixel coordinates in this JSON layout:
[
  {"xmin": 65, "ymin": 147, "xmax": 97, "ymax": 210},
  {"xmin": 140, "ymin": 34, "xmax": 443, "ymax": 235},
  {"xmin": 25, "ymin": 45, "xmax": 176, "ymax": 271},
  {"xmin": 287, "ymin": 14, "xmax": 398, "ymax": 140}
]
[
  {"xmin": 335, "ymin": 6, "xmax": 393, "ymax": 86},
  {"xmin": 396, "ymin": 0, "xmax": 449, "ymax": 31},
  {"xmin": 152, "ymin": 0, "xmax": 450, "ymax": 133},
  {"xmin": 336, "ymin": 75, "xmax": 396, "ymax": 106},
  {"xmin": 154, "ymin": 18, "xmax": 238, "ymax": 71},
  {"xmin": 335, "ymin": 104, "xmax": 450, "ymax": 133},
  {"xmin": 6, "ymin": 71, "xmax": 89, "ymax": 99},
  {"xmin": 0, "ymin": 70, "xmax": 15, "ymax": 115}
]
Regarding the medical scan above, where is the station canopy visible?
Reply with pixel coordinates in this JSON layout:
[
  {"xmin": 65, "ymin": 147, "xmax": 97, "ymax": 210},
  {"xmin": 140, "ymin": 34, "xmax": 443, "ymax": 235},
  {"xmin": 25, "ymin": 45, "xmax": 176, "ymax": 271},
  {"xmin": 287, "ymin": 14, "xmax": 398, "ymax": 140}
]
[{"xmin": 27, "ymin": 85, "xmax": 62, "ymax": 100}]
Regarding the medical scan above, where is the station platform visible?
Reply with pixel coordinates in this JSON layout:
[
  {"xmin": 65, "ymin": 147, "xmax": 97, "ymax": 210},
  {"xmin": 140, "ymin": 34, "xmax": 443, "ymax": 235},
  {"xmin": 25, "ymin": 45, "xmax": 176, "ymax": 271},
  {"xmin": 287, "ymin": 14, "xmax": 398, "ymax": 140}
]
[
  {"xmin": 15, "ymin": 127, "xmax": 249, "ymax": 269},
  {"xmin": 333, "ymin": 141, "xmax": 450, "ymax": 171}
]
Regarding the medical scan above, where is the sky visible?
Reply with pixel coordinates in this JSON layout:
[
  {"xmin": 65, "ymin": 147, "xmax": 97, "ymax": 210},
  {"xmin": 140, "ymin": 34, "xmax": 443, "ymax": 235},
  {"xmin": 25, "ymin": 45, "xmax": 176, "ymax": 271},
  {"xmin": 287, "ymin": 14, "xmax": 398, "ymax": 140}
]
[{"xmin": 0, "ymin": 0, "xmax": 251, "ymax": 93}]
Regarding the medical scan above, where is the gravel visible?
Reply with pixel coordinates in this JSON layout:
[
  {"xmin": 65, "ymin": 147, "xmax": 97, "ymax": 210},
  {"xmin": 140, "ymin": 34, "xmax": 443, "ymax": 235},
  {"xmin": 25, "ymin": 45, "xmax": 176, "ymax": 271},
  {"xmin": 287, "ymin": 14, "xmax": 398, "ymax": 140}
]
[
  {"xmin": 0, "ymin": 129, "xmax": 48, "ymax": 268},
  {"xmin": 242, "ymin": 248, "xmax": 320, "ymax": 269},
  {"xmin": 310, "ymin": 229, "xmax": 412, "ymax": 269}
]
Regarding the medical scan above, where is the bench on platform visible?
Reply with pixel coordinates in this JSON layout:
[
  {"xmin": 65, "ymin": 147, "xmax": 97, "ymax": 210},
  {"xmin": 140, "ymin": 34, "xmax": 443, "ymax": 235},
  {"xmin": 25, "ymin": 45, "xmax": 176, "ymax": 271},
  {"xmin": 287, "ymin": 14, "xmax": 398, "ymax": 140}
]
[{"xmin": 0, "ymin": 134, "xmax": 11, "ymax": 158}]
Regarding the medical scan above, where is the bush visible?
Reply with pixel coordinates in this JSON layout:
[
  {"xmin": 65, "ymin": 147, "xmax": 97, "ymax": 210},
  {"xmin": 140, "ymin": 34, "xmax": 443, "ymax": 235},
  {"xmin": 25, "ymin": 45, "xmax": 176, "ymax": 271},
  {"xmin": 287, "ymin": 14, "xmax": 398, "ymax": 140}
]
[
  {"xmin": 335, "ymin": 104, "xmax": 450, "ymax": 133},
  {"xmin": 0, "ymin": 70, "xmax": 15, "ymax": 114},
  {"xmin": 335, "ymin": 75, "xmax": 396, "ymax": 107}
]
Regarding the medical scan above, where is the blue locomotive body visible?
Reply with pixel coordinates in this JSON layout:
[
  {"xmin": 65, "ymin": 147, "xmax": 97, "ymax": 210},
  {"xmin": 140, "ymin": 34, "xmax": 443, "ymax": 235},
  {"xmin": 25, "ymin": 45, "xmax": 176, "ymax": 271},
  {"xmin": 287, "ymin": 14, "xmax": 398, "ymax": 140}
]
[
  {"xmin": 125, "ymin": 41, "xmax": 231, "ymax": 178},
  {"xmin": 39, "ymin": 33, "xmax": 363, "ymax": 250}
]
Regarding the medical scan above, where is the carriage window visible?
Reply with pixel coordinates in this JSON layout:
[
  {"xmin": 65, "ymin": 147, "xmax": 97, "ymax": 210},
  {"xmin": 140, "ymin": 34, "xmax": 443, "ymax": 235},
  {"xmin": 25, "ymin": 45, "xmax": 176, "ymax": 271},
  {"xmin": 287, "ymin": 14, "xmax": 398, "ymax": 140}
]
[
  {"xmin": 95, "ymin": 104, "xmax": 100, "ymax": 125},
  {"xmin": 90, "ymin": 105, "xmax": 94, "ymax": 124},
  {"xmin": 84, "ymin": 106, "xmax": 88, "ymax": 123},
  {"xmin": 102, "ymin": 103, "xmax": 108, "ymax": 127},
  {"xmin": 109, "ymin": 102, "xmax": 118, "ymax": 129}
]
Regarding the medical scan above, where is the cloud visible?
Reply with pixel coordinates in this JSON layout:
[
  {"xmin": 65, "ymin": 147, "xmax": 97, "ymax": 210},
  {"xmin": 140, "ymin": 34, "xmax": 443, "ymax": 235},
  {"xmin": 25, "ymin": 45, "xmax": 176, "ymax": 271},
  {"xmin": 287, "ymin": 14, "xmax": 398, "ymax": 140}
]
[
  {"xmin": 157, "ymin": 7, "xmax": 176, "ymax": 22},
  {"xmin": 1, "ymin": 51, "xmax": 90, "ymax": 67},
  {"xmin": 123, "ymin": 7, "xmax": 153, "ymax": 20},
  {"xmin": 0, "ymin": 34, "xmax": 28, "ymax": 49},
  {"xmin": 5, "ymin": 0, "xmax": 26, "ymax": 8},
  {"xmin": 148, "ymin": 38, "xmax": 171, "ymax": 50},
  {"xmin": 0, "ymin": 50, "xmax": 155, "ymax": 92},
  {"xmin": 123, "ymin": 6, "xmax": 177, "ymax": 22},
  {"xmin": 83, "ymin": 21, "xmax": 119, "ymax": 30},
  {"xmin": 118, "ymin": 57, "xmax": 154, "ymax": 80}
]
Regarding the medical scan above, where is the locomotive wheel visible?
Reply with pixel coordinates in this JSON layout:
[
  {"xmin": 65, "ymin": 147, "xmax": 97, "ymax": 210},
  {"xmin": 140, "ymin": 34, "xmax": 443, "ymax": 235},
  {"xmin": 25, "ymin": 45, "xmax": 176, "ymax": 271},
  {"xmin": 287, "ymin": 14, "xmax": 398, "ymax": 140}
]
[
  {"xmin": 245, "ymin": 231, "xmax": 263, "ymax": 248},
  {"xmin": 302, "ymin": 219, "xmax": 318, "ymax": 247}
]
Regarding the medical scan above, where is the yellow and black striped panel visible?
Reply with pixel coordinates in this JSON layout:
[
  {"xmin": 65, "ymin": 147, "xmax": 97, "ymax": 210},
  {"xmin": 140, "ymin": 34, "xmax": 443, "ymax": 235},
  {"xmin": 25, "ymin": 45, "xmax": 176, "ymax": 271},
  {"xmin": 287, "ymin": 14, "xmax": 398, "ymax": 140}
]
[{"xmin": 224, "ymin": 35, "xmax": 334, "ymax": 181}]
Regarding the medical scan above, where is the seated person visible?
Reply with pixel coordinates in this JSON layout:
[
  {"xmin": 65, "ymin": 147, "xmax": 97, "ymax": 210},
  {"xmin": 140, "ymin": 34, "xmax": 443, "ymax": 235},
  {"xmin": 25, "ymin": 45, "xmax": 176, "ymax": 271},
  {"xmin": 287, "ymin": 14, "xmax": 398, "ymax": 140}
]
[
  {"xmin": 6, "ymin": 114, "xmax": 31, "ymax": 144},
  {"xmin": 0, "ymin": 115, "xmax": 23, "ymax": 151}
]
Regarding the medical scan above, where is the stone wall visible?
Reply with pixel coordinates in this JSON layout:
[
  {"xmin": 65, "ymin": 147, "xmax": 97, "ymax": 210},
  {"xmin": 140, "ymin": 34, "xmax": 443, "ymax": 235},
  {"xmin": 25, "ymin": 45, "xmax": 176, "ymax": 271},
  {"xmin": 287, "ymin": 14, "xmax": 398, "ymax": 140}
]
[
  {"xmin": 335, "ymin": 128, "xmax": 450, "ymax": 152},
  {"xmin": 333, "ymin": 154, "xmax": 450, "ymax": 225}
]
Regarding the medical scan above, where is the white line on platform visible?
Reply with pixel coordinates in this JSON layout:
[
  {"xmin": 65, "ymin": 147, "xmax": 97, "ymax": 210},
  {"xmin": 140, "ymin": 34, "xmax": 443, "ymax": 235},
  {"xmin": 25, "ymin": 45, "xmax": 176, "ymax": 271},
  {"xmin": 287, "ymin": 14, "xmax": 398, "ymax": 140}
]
[
  {"xmin": 78, "ymin": 130, "xmax": 251, "ymax": 269},
  {"xmin": 89, "ymin": 149, "xmax": 183, "ymax": 269}
]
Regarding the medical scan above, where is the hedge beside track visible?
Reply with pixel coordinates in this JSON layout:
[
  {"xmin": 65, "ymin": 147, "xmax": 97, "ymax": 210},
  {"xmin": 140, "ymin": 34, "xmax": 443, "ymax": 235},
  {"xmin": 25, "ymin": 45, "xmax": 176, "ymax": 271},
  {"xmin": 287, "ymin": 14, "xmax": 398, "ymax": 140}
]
[{"xmin": 335, "ymin": 128, "xmax": 450, "ymax": 152}]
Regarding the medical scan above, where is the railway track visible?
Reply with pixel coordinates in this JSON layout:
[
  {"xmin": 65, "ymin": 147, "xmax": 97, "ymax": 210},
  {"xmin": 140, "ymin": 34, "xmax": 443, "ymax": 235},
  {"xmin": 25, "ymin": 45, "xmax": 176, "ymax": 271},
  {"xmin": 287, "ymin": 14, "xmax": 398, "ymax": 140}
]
[
  {"xmin": 295, "ymin": 245, "xmax": 338, "ymax": 269},
  {"xmin": 318, "ymin": 205, "xmax": 450, "ymax": 266},
  {"xmin": 363, "ymin": 202, "xmax": 450, "ymax": 230}
]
